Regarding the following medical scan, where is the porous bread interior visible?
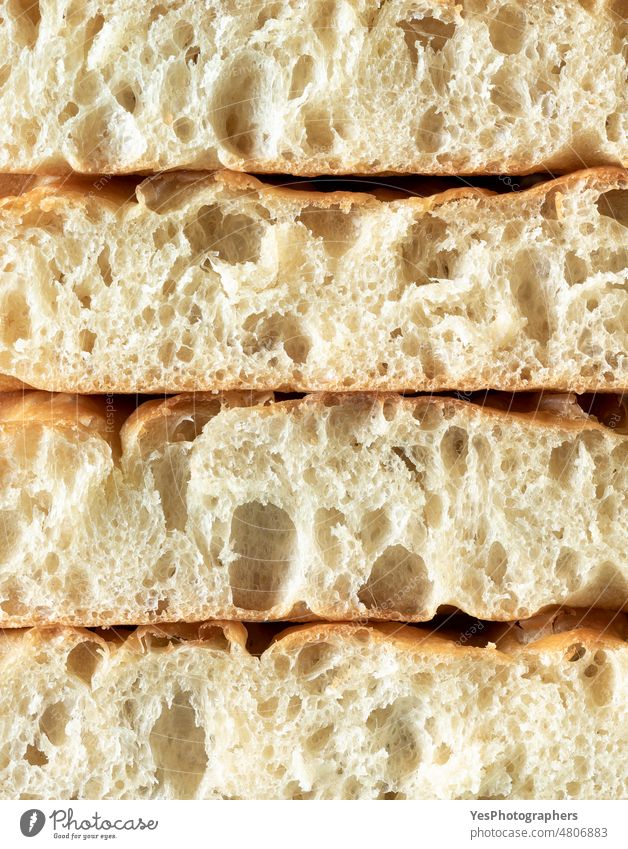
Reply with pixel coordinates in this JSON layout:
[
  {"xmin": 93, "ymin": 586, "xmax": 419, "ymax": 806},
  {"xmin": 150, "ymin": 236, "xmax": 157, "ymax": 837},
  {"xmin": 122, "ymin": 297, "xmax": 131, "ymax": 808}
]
[
  {"xmin": 0, "ymin": 391, "xmax": 626, "ymax": 625},
  {"xmin": 0, "ymin": 621, "xmax": 626, "ymax": 799},
  {"xmin": 0, "ymin": 0, "xmax": 625, "ymax": 175},
  {"xmin": 0, "ymin": 169, "xmax": 627, "ymax": 392}
]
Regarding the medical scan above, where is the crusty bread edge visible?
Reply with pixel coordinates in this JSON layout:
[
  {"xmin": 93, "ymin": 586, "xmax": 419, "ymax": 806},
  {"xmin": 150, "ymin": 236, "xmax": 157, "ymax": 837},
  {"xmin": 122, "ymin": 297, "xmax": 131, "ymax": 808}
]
[{"xmin": 2, "ymin": 617, "xmax": 626, "ymax": 665}]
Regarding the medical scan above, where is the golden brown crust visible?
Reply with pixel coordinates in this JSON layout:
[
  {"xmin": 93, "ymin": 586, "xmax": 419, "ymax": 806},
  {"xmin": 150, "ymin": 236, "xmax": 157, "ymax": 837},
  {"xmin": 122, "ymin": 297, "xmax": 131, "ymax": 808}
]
[
  {"xmin": 221, "ymin": 391, "xmax": 619, "ymax": 441},
  {"xmin": 3, "ymin": 618, "xmax": 626, "ymax": 663},
  {"xmin": 0, "ymin": 390, "xmax": 619, "ymax": 448},
  {"xmin": 491, "ymin": 609, "xmax": 628, "ymax": 650},
  {"xmin": 2, "ymin": 165, "xmax": 625, "ymax": 215},
  {"xmin": 128, "ymin": 621, "xmax": 249, "ymax": 652},
  {"xmin": 269, "ymin": 621, "xmax": 507, "ymax": 661},
  {"xmin": 0, "ymin": 375, "xmax": 29, "ymax": 392},
  {"xmin": 0, "ymin": 391, "xmax": 108, "ymax": 432},
  {"xmin": 120, "ymin": 390, "xmax": 274, "ymax": 451}
]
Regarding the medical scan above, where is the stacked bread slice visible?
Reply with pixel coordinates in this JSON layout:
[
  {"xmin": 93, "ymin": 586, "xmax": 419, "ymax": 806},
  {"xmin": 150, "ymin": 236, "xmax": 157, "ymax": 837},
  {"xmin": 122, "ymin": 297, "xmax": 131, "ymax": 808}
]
[
  {"xmin": 0, "ymin": 167, "xmax": 626, "ymax": 393},
  {"xmin": 0, "ymin": 390, "xmax": 626, "ymax": 626},
  {"xmin": 0, "ymin": 0, "xmax": 626, "ymax": 801},
  {"xmin": 0, "ymin": 0, "xmax": 624, "ymax": 174},
  {"xmin": 2, "ymin": 614, "xmax": 627, "ymax": 800}
]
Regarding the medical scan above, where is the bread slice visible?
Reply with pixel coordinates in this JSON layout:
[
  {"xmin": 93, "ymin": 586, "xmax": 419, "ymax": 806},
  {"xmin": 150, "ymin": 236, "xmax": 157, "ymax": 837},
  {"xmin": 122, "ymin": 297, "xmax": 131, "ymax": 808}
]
[
  {"xmin": 1, "ymin": 168, "xmax": 627, "ymax": 393},
  {"xmin": 1, "ymin": 390, "xmax": 626, "ymax": 626},
  {"xmin": 0, "ymin": 0, "xmax": 624, "ymax": 175},
  {"xmin": 1, "ymin": 614, "xmax": 626, "ymax": 799}
]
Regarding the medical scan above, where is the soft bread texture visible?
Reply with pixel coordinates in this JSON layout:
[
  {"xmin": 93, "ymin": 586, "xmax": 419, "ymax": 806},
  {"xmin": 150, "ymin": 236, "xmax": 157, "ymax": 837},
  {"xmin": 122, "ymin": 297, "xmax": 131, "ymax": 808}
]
[
  {"xmin": 1, "ymin": 168, "xmax": 627, "ymax": 393},
  {"xmin": 0, "ymin": 390, "xmax": 626, "ymax": 626},
  {"xmin": 0, "ymin": 0, "xmax": 625, "ymax": 175},
  {"xmin": 0, "ymin": 616, "xmax": 626, "ymax": 799}
]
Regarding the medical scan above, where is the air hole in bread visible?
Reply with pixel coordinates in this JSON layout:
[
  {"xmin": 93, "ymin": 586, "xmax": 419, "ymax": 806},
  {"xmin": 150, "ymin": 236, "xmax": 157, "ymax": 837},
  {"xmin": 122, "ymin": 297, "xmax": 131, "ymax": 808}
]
[
  {"xmin": 391, "ymin": 446, "xmax": 419, "ymax": 477},
  {"xmin": 114, "ymin": 85, "xmax": 137, "ymax": 114},
  {"xmin": 296, "ymin": 205, "xmax": 355, "ymax": 258},
  {"xmin": 413, "ymin": 403, "xmax": 444, "ymax": 429},
  {"xmin": 367, "ymin": 699, "xmax": 422, "ymax": 776},
  {"xmin": 257, "ymin": 696, "xmax": 279, "ymax": 718},
  {"xmin": 155, "ymin": 597, "xmax": 170, "ymax": 615},
  {"xmin": 490, "ymin": 67, "xmax": 524, "ymax": 115},
  {"xmin": 360, "ymin": 507, "xmax": 391, "ymax": 554},
  {"xmin": 563, "ymin": 251, "xmax": 589, "ymax": 285},
  {"xmin": 596, "ymin": 190, "xmax": 627, "ymax": 227},
  {"xmin": 149, "ymin": 452, "xmax": 192, "ymax": 534},
  {"xmin": 358, "ymin": 544, "xmax": 433, "ymax": 615},
  {"xmin": 212, "ymin": 69, "xmax": 263, "ymax": 158},
  {"xmin": 244, "ymin": 312, "xmax": 311, "ymax": 363},
  {"xmin": 566, "ymin": 643, "xmax": 586, "ymax": 662},
  {"xmin": 0, "ymin": 65, "xmax": 10, "ymax": 89},
  {"xmin": 256, "ymin": 1, "xmax": 283, "ymax": 28},
  {"xmin": 306, "ymin": 724, "xmax": 333, "ymax": 754},
  {"xmin": 1, "ymin": 290, "xmax": 31, "ymax": 345},
  {"xmin": 487, "ymin": 541, "xmax": 508, "ymax": 586},
  {"xmin": 434, "ymin": 743, "xmax": 452, "ymax": 765},
  {"xmin": 10, "ymin": 0, "xmax": 41, "ymax": 48},
  {"xmin": 173, "ymin": 117, "xmax": 195, "ymax": 142},
  {"xmin": 24, "ymin": 743, "xmax": 48, "ymax": 766},
  {"xmin": 74, "ymin": 283, "xmax": 92, "ymax": 310},
  {"xmin": 285, "ymin": 694, "xmax": 302, "ymax": 719},
  {"xmin": 415, "ymin": 107, "xmax": 445, "ymax": 153},
  {"xmin": 149, "ymin": 690, "xmax": 207, "ymax": 799},
  {"xmin": 148, "ymin": 4, "xmax": 167, "ymax": 23},
  {"xmin": 289, "ymin": 55, "xmax": 315, "ymax": 99},
  {"xmin": 96, "ymin": 246, "xmax": 113, "ymax": 287},
  {"xmin": 555, "ymin": 547, "xmax": 581, "ymax": 590},
  {"xmin": 509, "ymin": 249, "xmax": 552, "ymax": 345},
  {"xmin": 43, "ymin": 552, "xmax": 59, "ymax": 574},
  {"xmin": 605, "ymin": 110, "xmax": 622, "ymax": 143},
  {"xmin": 590, "ymin": 662, "xmax": 614, "ymax": 706},
  {"xmin": 66, "ymin": 641, "xmax": 103, "ymax": 686},
  {"xmin": 488, "ymin": 5, "xmax": 527, "ymax": 54},
  {"xmin": 184, "ymin": 205, "xmax": 264, "ymax": 265},
  {"xmin": 39, "ymin": 701, "xmax": 69, "ymax": 746},
  {"xmin": 58, "ymin": 100, "xmax": 80, "ymax": 124},
  {"xmin": 314, "ymin": 507, "xmax": 346, "ymax": 565},
  {"xmin": 84, "ymin": 13, "xmax": 105, "ymax": 47},
  {"xmin": 440, "ymin": 426, "xmax": 468, "ymax": 475},
  {"xmin": 549, "ymin": 441, "xmax": 575, "ymax": 482},
  {"xmin": 295, "ymin": 641, "xmax": 337, "ymax": 680},
  {"xmin": 79, "ymin": 329, "xmax": 96, "ymax": 354},
  {"xmin": 228, "ymin": 501, "xmax": 296, "ymax": 611},
  {"xmin": 398, "ymin": 15, "xmax": 455, "ymax": 63},
  {"xmin": 173, "ymin": 21, "xmax": 194, "ymax": 49},
  {"xmin": 173, "ymin": 344, "xmax": 191, "ymax": 362},
  {"xmin": 71, "ymin": 71, "xmax": 103, "ymax": 111},
  {"xmin": 304, "ymin": 110, "xmax": 335, "ymax": 151},
  {"xmin": 423, "ymin": 491, "xmax": 443, "ymax": 529},
  {"xmin": 401, "ymin": 215, "xmax": 450, "ymax": 285},
  {"xmin": 0, "ymin": 583, "xmax": 27, "ymax": 616},
  {"xmin": 185, "ymin": 45, "xmax": 200, "ymax": 65}
]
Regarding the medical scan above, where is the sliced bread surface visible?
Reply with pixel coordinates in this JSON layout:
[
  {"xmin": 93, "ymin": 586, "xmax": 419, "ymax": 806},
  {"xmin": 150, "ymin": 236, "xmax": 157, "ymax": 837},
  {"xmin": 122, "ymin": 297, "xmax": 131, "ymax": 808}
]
[
  {"xmin": 0, "ymin": 0, "xmax": 625, "ymax": 175},
  {"xmin": 0, "ymin": 390, "xmax": 626, "ymax": 626},
  {"xmin": 0, "ymin": 615, "xmax": 626, "ymax": 799},
  {"xmin": 0, "ymin": 168, "xmax": 627, "ymax": 393}
]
